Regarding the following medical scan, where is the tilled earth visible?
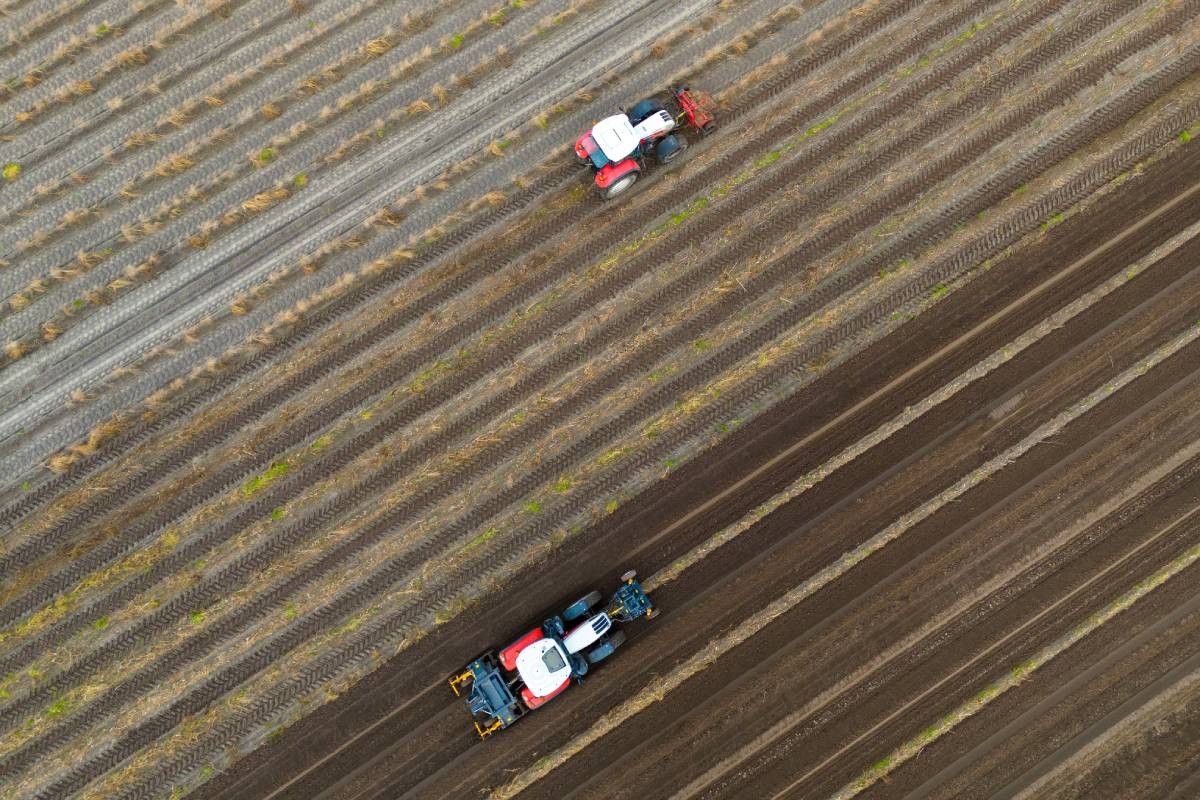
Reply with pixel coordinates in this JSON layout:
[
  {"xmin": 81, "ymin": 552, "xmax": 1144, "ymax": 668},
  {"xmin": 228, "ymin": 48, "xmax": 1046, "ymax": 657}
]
[{"xmin": 1, "ymin": 0, "xmax": 1199, "ymax": 798}]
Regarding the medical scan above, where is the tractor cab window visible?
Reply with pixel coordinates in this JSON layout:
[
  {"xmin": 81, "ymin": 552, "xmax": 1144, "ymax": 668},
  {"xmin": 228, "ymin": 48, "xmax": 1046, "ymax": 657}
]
[{"xmin": 542, "ymin": 646, "xmax": 566, "ymax": 672}]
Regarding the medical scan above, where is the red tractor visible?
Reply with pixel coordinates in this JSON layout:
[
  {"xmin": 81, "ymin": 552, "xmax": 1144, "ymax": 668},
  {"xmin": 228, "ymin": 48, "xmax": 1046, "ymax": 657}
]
[
  {"xmin": 574, "ymin": 85, "xmax": 716, "ymax": 199},
  {"xmin": 450, "ymin": 570, "xmax": 657, "ymax": 738}
]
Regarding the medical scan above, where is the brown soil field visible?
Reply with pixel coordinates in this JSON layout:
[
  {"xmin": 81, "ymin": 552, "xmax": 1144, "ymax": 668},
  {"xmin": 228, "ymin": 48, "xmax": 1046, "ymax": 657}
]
[{"xmin": 2, "ymin": 0, "xmax": 1199, "ymax": 797}]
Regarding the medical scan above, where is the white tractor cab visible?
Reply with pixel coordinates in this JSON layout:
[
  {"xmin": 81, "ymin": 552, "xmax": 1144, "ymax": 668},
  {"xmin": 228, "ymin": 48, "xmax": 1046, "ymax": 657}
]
[
  {"xmin": 574, "ymin": 92, "xmax": 704, "ymax": 199},
  {"xmin": 514, "ymin": 611, "xmax": 613, "ymax": 698},
  {"xmin": 450, "ymin": 570, "xmax": 657, "ymax": 738}
]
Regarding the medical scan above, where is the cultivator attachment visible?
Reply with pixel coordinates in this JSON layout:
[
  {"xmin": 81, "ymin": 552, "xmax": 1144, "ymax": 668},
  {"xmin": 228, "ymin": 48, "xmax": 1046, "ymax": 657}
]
[
  {"xmin": 448, "ymin": 669, "xmax": 473, "ymax": 696},
  {"xmin": 450, "ymin": 653, "xmax": 524, "ymax": 739},
  {"xmin": 607, "ymin": 570, "xmax": 657, "ymax": 622},
  {"xmin": 671, "ymin": 85, "xmax": 717, "ymax": 136},
  {"xmin": 474, "ymin": 718, "xmax": 503, "ymax": 739}
]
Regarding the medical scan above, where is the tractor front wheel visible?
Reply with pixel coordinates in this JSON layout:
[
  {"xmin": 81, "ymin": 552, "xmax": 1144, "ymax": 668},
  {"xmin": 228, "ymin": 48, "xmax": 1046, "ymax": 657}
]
[
  {"xmin": 564, "ymin": 590, "xmax": 603, "ymax": 622},
  {"xmin": 656, "ymin": 134, "xmax": 688, "ymax": 164},
  {"xmin": 601, "ymin": 171, "xmax": 638, "ymax": 199},
  {"xmin": 620, "ymin": 569, "xmax": 637, "ymax": 583},
  {"xmin": 629, "ymin": 98, "xmax": 665, "ymax": 125}
]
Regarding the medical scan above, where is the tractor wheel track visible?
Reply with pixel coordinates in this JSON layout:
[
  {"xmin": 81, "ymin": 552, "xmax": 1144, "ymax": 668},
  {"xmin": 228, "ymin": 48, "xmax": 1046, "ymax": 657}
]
[
  {"xmin": 191, "ymin": 107, "xmax": 1200, "ymax": 800},
  {"xmin": 0, "ymin": 0, "xmax": 942, "ymax": 539},
  {"xmin": 706, "ymin": 448, "xmax": 1200, "ymax": 800},
  {"xmin": 0, "ymin": 0, "xmax": 972, "ymax": 604},
  {"xmin": 0, "ymin": 0, "xmax": 1110, "ymax": 627},
  {"xmin": 429, "ymin": 457, "xmax": 1200, "ymax": 800},
  {"xmin": 0, "ymin": 0, "xmax": 1127, "ymax": 714},
  {"xmin": 882, "ymin": 583, "xmax": 1200, "ymax": 799},
  {"xmin": 113, "ymin": 94, "xmax": 1200, "ymax": 800},
  {"xmin": 336, "ymin": 227, "xmax": 1200, "ymax": 799},
  {"xmin": 4, "ymin": 4, "xmax": 1195, "ymax": 796},
  {"xmin": 0, "ymin": 0, "xmax": 1189, "ymax": 762},
  {"xmin": 325, "ymin": 260, "xmax": 1200, "ymax": 798}
]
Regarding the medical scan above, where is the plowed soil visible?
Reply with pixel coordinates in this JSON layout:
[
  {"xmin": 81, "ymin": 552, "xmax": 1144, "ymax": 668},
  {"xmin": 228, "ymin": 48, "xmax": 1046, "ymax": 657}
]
[{"xmin": 2, "ymin": 0, "xmax": 1199, "ymax": 798}]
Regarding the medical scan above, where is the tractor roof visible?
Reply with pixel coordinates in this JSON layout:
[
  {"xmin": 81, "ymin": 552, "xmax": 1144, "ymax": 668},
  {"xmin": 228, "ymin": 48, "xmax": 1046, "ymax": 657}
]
[{"xmin": 591, "ymin": 114, "xmax": 640, "ymax": 162}]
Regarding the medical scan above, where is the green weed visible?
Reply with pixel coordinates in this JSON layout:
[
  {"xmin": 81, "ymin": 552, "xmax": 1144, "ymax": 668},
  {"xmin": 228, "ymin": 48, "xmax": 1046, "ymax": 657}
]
[
  {"xmin": 930, "ymin": 283, "xmax": 949, "ymax": 299},
  {"xmin": 524, "ymin": 500, "xmax": 541, "ymax": 513},
  {"xmin": 46, "ymin": 697, "xmax": 71, "ymax": 717},
  {"xmin": 95, "ymin": 23, "xmax": 110, "ymax": 36},
  {"xmin": 189, "ymin": 610, "xmax": 204, "ymax": 624},
  {"xmin": 1040, "ymin": 211, "xmax": 1064, "ymax": 232},
  {"xmin": 553, "ymin": 477, "xmax": 572, "ymax": 493},
  {"xmin": 92, "ymin": 616, "xmax": 109, "ymax": 631},
  {"xmin": 3, "ymin": 163, "xmax": 20, "ymax": 181},
  {"xmin": 293, "ymin": 172, "xmax": 308, "ymax": 188},
  {"xmin": 465, "ymin": 527, "xmax": 498, "ymax": 551},
  {"xmin": 242, "ymin": 461, "xmax": 289, "ymax": 497},
  {"xmin": 804, "ymin": 116, "xmax": 836, "ymax": 137},
  {"xmin": 604, "ymin": 499, "xmax": 620, "ymax": 514},
  {"xmin": 448, "ymin": 34, "xmax": 464, "ymax": 49},
  {"xmin": 271, "ymin": 507, "xmax": 286, "ymax": 520},
  {"xmin": 755, "ymin": 149, "xmax": 782, "ymax": 168},
  {"xmin": 693, "ymin": 338, "xmax": 712, "ymax": 352}
]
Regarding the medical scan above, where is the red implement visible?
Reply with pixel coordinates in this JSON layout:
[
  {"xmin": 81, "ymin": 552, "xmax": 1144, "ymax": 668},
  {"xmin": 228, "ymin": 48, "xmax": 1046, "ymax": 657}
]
[{"xmin": 673, "ymin": 85, "xmax": 716, "ymax": 136}]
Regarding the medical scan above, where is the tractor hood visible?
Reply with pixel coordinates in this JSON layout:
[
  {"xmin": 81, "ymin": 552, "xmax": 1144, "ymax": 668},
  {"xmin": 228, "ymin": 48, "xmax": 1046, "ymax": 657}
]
[
  {"xmin": 514, "ymin": 638, "xmax": 573, "ymax": 697},
  {"xmin": 563, "ymin": 612, "xmax": 612, "ymax": 654},
  {"xmin": 591, "ymin": 114, "xmax": 641, "ymax": 162}
]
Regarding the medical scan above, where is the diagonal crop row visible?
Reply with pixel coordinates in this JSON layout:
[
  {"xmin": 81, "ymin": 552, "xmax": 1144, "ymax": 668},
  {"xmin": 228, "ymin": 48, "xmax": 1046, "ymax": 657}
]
[
  {"xmin": 0, "ymin": 0, "xmax": 176, "ymax": 123},
  {"xmin": 0, "ymin": 0, "xmax": 969, "ymax": 552},
  {"xmin": 0, "ymin": 0, "xmax": 511, "ymax": 256},
  {"xmin": 0, "ymin": 0, "xmax": 526, "ymax": 316},
  {"xmin": 0, "ymin": 0, "xmax": 273, "ymax": 133},
  {"xmin": 0, "ymin": 0, "xmax": 748, "ymax": 489},
  {"xmin": 0, "ymin": 0, "xmax": 161, "ymax": 95},
  {"xmin": 7, "ymin": 9, "xmax": 1190, "ymax": 786},
  {"xmin": 0, "ymin": 0, "xmax": 1022, "ymax": 743},
  {"xmin": 0, "ymin": 0, "xmax": 998, "ymax": 638},
  {"xmin": 0, "ymin": 0, "xmax": 440, "ymax": 222},
  {"xmin": 0, "ymin": 0, "xmax": 619, "ymax": 376},
  {"xmin": 0, "ymin": 0, "xmax": 883, "ymax": 676},
  {"xmin": 97, "ymin": 88, "xmax": 1200, "ymax": 800}
]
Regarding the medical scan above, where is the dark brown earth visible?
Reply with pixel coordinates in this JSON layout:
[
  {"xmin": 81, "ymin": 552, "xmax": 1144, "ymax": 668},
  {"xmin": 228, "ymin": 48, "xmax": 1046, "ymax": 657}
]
[
  {"xmin": 6, "ymin": 1, "xmax": 1200, "ymax": 797},
  {"xmin": 198, "ymin": 110, "xmax": 1200, "ymax": 800}
]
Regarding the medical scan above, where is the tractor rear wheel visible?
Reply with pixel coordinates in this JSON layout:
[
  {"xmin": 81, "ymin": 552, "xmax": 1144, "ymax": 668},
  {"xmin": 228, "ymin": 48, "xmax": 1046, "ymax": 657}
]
[
  {"xmin": 586, "ymin": 630, "xmax": 627, "ymax": 664},
  {"xmin": 656, "ymin": 134, "xmax": 687, "ymax": 163},
  {"xmin": 602, "ymin": 171, "xmax": 638, "ymax": 199}
]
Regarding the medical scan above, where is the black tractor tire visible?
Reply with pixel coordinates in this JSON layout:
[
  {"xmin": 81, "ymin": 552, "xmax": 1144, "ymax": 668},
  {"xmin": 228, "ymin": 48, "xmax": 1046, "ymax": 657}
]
[
  {"xmin": 601, "ymin": 170, "xmax": 638, "ymax": 199},
  {"xmin": 563, "ymin": 590, "xmax": 603, "ymax": 622},
  {"xmin": 607, "ymin": 630, "xmax": 627, "ymax": 650},
  {"xmin": 628, "ymin": 98, "xmax": 665, "ymax": 125},
  {"xmin": 656, "ymin": 134, "xmax": 688, "ymax": 164}
]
